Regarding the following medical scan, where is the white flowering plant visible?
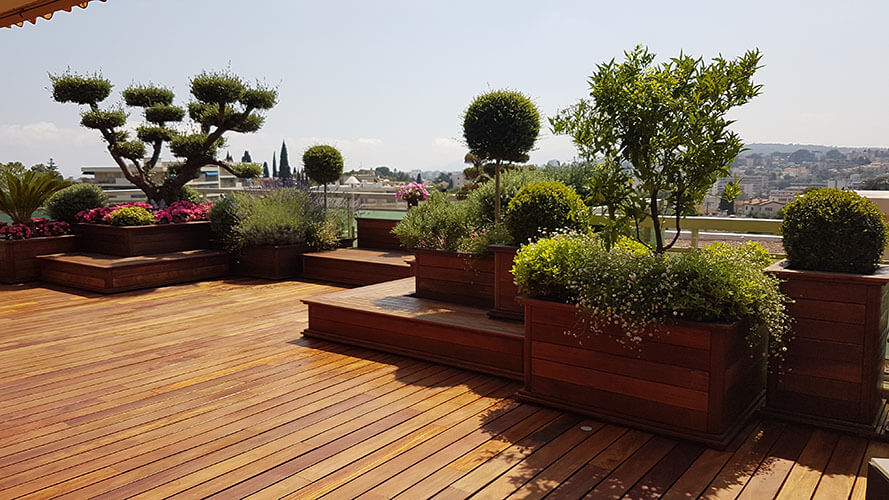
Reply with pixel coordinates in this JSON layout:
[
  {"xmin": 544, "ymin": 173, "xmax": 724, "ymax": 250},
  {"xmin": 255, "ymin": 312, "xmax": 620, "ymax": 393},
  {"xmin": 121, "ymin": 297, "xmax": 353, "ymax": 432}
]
[{"xmin": 512, "ymin": 232, "xmax": 791, "ymax": 363}]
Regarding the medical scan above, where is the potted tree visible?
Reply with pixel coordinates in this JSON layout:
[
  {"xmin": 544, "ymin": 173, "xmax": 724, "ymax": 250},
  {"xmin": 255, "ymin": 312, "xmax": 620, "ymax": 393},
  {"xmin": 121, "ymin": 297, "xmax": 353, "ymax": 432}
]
[
  {"xmin": 765, "ymin": 188, "xmax": 889, "ymax": 433},
  {"xmin": 303, "ymin": 145, "xmax": 344, "ymax": 210},
  {"xmin": 0, "ymin": 171, "xmax": 75, "ymax": 283}
]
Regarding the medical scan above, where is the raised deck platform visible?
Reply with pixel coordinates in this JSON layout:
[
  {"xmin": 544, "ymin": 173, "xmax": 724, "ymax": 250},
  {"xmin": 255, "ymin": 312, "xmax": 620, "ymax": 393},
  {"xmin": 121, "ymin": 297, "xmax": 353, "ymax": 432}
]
[
  {"xmin": 302, "ymin": 278, "xmax": 524, "ymax": 380},
  {"xmin": 37, "ymin": 249, "xmax": 229, "ymax": 293},
  {"xmin": 300, "ymin": 248, "xmax": 413, "ymax": 286}
]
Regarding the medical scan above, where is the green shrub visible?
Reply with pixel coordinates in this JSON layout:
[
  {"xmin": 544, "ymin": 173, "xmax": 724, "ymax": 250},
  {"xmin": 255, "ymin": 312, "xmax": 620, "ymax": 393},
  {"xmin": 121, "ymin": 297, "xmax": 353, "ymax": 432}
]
[
  {"xmin": 179, "ymin": 185, "xmax": 202, "ymax": 203},
  {"xmin": 45, "ymin": 183, "xmax": 108, "ymax": 223},
  {"xmin": 464, "ymin": 167, "xmax": 548, "ymax": 223},
  {"xmin": 782, "ymin": 188, "xmax": 888, "ymax": 274},
  {"xmin": 513, "ymin": 235, "xmax": 791, "ymax": 361},
  {"xmin": 303, "ymin": 145, "xmax": 344, "ymax": 185},
  {"xmin": 392, "ymin": 191, "xmax": 480, "ymax": 252},
  {"xmin": 109, "ymin": 206, "xmax": 155, "ymax": 226},
  {"xmin": 208, "ymin": 193, "xmax": 244, "ymax": 244},
  {"xmin": 504, "ymin": 181, "xmax": 588, "ymax": 243}
]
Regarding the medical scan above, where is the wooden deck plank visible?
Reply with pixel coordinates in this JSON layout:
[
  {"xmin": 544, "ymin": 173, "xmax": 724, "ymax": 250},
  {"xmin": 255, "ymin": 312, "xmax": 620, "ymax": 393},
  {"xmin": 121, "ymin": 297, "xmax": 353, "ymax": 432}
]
[{"xmin": 810, "ymin": 435, "xmax": 868, "ymax": 500}]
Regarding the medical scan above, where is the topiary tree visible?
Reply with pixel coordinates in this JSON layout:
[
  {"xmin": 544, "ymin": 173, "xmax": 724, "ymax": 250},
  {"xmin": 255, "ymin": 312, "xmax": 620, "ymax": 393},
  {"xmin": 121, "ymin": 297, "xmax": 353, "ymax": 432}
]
[
  {"xmin": 463, "ymin": 89, "xmax": 540, "ymax": 223},
  {"xmin": 0, "ymin": 170, "xmax": 70, "ymax": 225},
  {"xmin": 51, "ymin": 70, "xmax": 275, "ymax": 206},
  {"xmin": 504, "ymin": 181, "xmax": 588, "ymax": 243},
  {"xmin": 552, "ymin": 45, "xmax": 762, "ymax": 253},
  {"xmin": 45, "ymin": 183, "xmax": 108, "ymax": 223},
  {"xmin": 782, "ymin": 188, "xmax": 888, "ymax": 274},
  {"xmin": 303, "ymin": 145, "xmax": 344, "ymax": 209}
]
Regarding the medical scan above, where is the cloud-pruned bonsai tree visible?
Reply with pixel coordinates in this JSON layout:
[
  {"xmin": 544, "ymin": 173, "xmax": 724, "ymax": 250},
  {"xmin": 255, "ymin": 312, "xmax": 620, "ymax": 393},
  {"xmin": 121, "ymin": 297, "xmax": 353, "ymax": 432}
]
[
  {"xmin": 463, "ymin": 90, "xmax": 540, "ymax": 223},
  {"xmin": 552, "ymin": 46, "xmax": 762, "ymax": 253},
  {"xmin": 51, "ymin": 70, "xmax": 274, "ymax": 206},
  {"xmin": 303, "ymin": 145, "xmax": 344, "ymax": 209}
]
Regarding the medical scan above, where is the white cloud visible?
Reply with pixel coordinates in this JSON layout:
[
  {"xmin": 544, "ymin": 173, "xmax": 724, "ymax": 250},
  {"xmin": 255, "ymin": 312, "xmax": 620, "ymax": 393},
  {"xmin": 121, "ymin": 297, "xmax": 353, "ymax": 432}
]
[
  {"xmin": 357, "ymin": 137, "xmax": 383, "ymax": 145},
  {"xmin": 433, "ymin": 137, "xmax": 462, "ymax": 149}
]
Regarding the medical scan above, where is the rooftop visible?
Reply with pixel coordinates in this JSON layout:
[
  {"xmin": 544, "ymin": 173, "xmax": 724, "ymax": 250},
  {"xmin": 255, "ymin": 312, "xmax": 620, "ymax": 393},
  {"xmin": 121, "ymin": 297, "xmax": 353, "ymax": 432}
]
[{"xmin": 1, "ymin": 278, "xmax": 887, "ymax": 498}]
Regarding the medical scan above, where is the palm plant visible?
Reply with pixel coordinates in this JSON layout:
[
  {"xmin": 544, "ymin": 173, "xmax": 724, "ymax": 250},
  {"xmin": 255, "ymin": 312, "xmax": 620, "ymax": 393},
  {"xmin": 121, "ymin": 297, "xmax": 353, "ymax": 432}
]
[{"xmin": 0, "ymin": 171, "xmax": 70, "ymax": 225}]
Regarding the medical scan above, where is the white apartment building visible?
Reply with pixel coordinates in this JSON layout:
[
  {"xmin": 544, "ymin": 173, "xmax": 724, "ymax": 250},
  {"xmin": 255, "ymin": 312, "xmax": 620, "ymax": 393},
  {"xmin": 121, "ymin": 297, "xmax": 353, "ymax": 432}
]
[{"xmin": 80, "ymin": 162, "xmax": 247, "ymax": 203}]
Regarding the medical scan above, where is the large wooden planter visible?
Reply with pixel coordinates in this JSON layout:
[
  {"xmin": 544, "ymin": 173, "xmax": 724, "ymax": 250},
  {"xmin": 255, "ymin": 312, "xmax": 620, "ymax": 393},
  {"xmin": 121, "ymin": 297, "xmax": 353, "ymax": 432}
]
[
  {"xmin": 0, "ymin": 235, "xmax": 78, "ymax": 283},
  {"xmin": 356, "ymin": 218, "xmax": 401, "ymax": 250},
  {"xmin": 489, "ymin": 245, "xmax": 522, "ymax": 321},
  {"xmin": 765, "ymin": 261, "xmax": 889, "ymax": 433},
  {"xmin": 517, "ymin": 297, "xmax": 767, "ymax": 448},
  {"xmin": 76, "ymin": 222, "xmax": 211, "ymax": 256},
  {"xmin": 413, "ymin": 249, "xmax": 494, "ymax": 307},
  {"xmin": 235, "ymin": 244, "xmax": 307, "ymax": 280}
]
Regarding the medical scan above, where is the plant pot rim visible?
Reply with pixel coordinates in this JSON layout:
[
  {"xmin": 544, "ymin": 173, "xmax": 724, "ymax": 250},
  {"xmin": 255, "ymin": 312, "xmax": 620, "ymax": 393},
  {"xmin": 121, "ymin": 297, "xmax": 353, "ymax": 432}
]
[
  {"xmin": 1, "ymin": 233, "xmax": 77, "ymax": 242},
  {"xmin": 76, "ymin": 220, "xmax": 209, "ymax": 229},
  {"xmin": 412, "ymin": 248, "xmax": 492, "ymax": 259},
  {"xmin": 766, "ymin": 259, "xmax": 889, "ymax": 284},
  {"xmin": 487, "ymin": 244, "xmax": 519, "ymax": 251}
]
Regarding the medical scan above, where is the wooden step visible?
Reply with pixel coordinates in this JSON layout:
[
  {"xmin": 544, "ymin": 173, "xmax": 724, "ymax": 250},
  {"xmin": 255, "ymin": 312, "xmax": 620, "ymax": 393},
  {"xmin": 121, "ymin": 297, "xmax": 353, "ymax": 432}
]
[
  {"xmin": 302, "ymin": 278, "xmax": 524, "ymax": 380},
  {"xmin": 301, "ymin": 248, "xmax": 413, "ymax": 286},
  {"xmin": 38, "ymin": 250, "xmax": 229, "ymax": 294}
]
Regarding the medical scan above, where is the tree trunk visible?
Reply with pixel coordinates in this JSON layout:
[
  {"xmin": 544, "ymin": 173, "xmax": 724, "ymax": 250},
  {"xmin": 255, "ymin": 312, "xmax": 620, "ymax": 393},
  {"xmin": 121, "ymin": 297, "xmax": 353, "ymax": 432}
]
[
  {"xmin": 494, "ymin": 159, "xmax": 502, "ymax": 223},
  {"xmin": 324, "ymin": 183, "xmax": 328, "ymax": 210},
  {"xmin": 650, "ymin": 193, "xmax": 664, "ymax": 253}
]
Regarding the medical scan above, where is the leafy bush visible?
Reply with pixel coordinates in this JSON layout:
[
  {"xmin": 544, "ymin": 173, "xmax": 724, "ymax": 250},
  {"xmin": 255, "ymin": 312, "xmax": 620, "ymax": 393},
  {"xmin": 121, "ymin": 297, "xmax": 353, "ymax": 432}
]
[
  {"xmin": 179, "ymin": 185, "xmax": 201, "ymax": 203},
  {"xmin": 464, "ymin": 167, "xmax": 548, "ymax": 223},
  {"xmin": 392, "ymin": 191, "xmax": 480, "ymax": 252},
  {"xmin": 108, "ymin": 206, "xmax": 156, "ymax": 226},
  {"xmin": 0, "ymin": 171, "xmax": 70, "ymax": 225},
  {"xmin": 208, "ymin": 194, "xmax": 244, "ymax": 243},
  {"xmin": 504, "ymin": 181, "xmax": 588, "ymax": 243},
  {"xmin": 782, "ymin": 188, "xmax": 888, "ymax": 274},
  {"xmin": 45, "ymin": 183, "xmax": 108, "ymax": 224},
  {"xmin": 513, "ymin": 234, "xmax": 791, "ymax": 360}
]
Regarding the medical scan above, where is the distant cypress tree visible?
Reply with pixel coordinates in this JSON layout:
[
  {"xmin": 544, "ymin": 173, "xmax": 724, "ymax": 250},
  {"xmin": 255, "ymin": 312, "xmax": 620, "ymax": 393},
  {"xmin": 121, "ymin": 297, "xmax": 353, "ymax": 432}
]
[
  {"xmin": 272, "ymin": 153, "xmax": 278, "ymax": 178},
  {"xmin": 262, "ymin": 161, "xmax": 270, "ymax": 178},
  {"xmin": 241, "ymin": 150, "xmax": 252, "ymax": 163},
  {"xmin": 416, "ymin": 173, "xmax": 423, "ymax": 183},
  {"xmin": 225, "ymin": 152, "xmax": 233, "ymax": 162},
  {"xmin": 279, "ymin": 141, "xmax": 292, "ymax": 179}
]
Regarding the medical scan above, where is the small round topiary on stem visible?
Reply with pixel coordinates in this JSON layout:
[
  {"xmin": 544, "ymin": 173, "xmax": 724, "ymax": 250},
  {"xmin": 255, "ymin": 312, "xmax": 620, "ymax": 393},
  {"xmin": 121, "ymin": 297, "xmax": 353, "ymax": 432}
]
[
  {"xmin": 463, "ymin": 89, "xmax": 540, "ymax": 223},
  {"xmin": 782, "ymin": 188, "xmax": 888, "ymax": 274},
  {"xmin": 302, "ymin": 145, "xmax": 344, "ymax": 209},
  {"xmin": 504, "ymin": 181, "xmax": 588, "ymax": 244},
  {"xmin": 45, "ymin": 183, "xmax": 108, "ymax": 224}
]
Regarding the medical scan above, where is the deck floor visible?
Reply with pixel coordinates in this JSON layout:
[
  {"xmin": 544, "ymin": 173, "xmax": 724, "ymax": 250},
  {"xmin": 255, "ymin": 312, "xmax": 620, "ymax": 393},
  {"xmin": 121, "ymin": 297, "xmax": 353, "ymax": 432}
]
[{"xmin": 1, "ymin": 278, "xmax": 888, "ymax": 499}]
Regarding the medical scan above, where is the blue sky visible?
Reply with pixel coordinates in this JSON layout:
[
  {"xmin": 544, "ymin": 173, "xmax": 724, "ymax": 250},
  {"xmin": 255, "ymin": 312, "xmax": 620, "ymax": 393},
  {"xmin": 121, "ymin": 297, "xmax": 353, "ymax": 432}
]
[{"xmin": 2, "ymin": 0, "xmax": 887, "ymax": 178}]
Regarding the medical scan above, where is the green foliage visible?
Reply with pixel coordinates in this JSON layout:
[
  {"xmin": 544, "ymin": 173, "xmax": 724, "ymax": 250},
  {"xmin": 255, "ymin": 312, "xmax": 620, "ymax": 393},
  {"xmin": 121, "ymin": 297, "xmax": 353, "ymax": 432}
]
[
  {"xmin": 464, "ymin": 167, "xmax": 548, "ymax": 223},
  {"xmin": 279, "ymin": 141, "xmax": 292, "ymax": 179},
  {"xmin": 391, "ymin": 191, "xmax": 481, "ymax": 252},
  {"xmin": 551, "ymin": 45, "xmax": 762, "ymax": 253},
  {"xmin": 109, "ymin": 141, "xmax": 146, "ymax": 160},
  {"xmin": 463, "ymin": 90, "xmax": 540, "ymax": 163},
  {"xmin": 169, "ymin": 133, "xmax": 215, "ymax": 159},
  {"xmin": 122, "ymin": 86, "xmax": 174, "ymax": 107},
  {"xmin": 190, "ymin": 71, "xmax": 245, "ymax": 104},
  {"xmin": 504, "ymin": 181, "xmax": 588, "ymax": 243},
  {"xmin": 543, "ymin": 161, "xmax": 597, "ymax": 201},
  {"xmin": 144, "ymin": 104, "xmax": 185, "ymax": 124},
  {"xmin": 0, "ymin": 171, "xmax": 70, "ymax": 225},
  {"xmin": 241, "ymin": 150, "xmax": 252, "ymax": 163},
  {"xmin": 302, "ymin": 145, "xmax": 344, "ymax": 185},
  {"xmin": 80, "ymin": 109, "xmax": 126, "ymax": 129},
  {"xmin": 45, "ymin": 183, "xmax": 108, "ymax": 223},
  {"xmin": 228, "ymin": 162, "xmax": 262, "ymax": 178},
  {"xmin": 513, "ymin": 234, "xmax": 790, "ymax": 360},
  {"xmin": 136, "ymin": 125, "xmax": 176, "ymax": 143},
  {"xmin": 240, "ymin": 87, "xmax": 278, "ymax": 109},
  {"xmin": 50, "ymin": 73, "xmax": 111, "ymax": 105},
  {"xmin": 108, "ymin": 206, "xmax": 156, "ymax": 226},
  {"xmin": 208, "ymin": 193, "xmax": 243, "ymax": 244},
  {"xmin": 719, "ymin": 175, "xmax": 744, "ymax": 215},
  {"xmin": 0, "ymin": 162, "xmax": 26, "ymax": 191},
  {"xmin": 179, "ymin": 185, "xmax": 202, "ymax": 203},
  {"xmin": 861, "ymin": 174, "xmax": 889, "ymax": 190},
  {"xmin": 782, "ymin": 188, "xmax": 888, "ymax": 274}
]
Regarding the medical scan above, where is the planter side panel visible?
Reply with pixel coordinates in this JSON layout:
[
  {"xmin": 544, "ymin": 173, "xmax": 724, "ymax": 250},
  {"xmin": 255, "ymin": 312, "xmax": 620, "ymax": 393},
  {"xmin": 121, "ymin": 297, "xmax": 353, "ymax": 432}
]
[
  {"xmin": 413, "ymin": 251, "xmax": 494, "ymax": 307},
  {"xmin": 77, "ymin": 222, "xmax": 211, "ymax": 256},
  {"xmin": 490, "ymin": 246, "xmax": 522, "ymax": 320},
  {"xmin": 357, "ymin": 218, "xmax": 401, "ymax": 251},
  {"xmin": 236, "ymin": 245, "xmax": 306, "ymax": 280},
  {"xmin": 0, "ymin": 235, "xmax": 78, "ymax": 283}
]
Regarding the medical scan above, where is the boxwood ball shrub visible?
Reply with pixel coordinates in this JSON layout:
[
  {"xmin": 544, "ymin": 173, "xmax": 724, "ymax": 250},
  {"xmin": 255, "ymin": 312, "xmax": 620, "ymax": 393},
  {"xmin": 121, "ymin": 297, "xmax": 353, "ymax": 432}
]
[
  {"xmin": 45, "ymin": 183, "xmax": 108, "ymax": 223},
  {"xmin": 303, "ymin": 145, "xmax": 344, "ymax": 185},
  {"xmin": 465, "ymin": 167, "xmax": 548, "ymax": 223},
  {"xmin": 108, "ymin": 205, "xmax": 156, "ymax": 226},
  {"xmin": 782, "ymin": 188, "xmax": 888, "ymax": 274},
  {"xmin": 504, "ymin": 181, "xmax": 587, "ymax": 243}
]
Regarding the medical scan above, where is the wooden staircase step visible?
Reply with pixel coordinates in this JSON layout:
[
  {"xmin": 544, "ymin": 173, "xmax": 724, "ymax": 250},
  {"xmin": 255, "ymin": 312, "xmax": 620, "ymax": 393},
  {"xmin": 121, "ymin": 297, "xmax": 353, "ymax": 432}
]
[
  {"xmin": 302, "ymin": 278, "xmax": 524, "ymax": 380},
  {"xmin": 301, "ymin": 248, "xmax": 413, "ymax": 286},
  {"xmin": 38, "ymin": 249, "xmax": 229, "ymax": 294}
]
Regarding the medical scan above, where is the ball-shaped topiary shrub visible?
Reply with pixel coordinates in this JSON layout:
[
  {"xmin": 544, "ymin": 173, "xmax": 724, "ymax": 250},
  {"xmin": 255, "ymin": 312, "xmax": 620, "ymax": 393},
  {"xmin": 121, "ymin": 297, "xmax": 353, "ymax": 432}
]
[
  {"xmin": 782, "ymin": 188, "xmax": 888, "ymax": 274},
  {"xmin": 504, "ymin": 181, "xmax": 588, "ymax": 244},
  {"xmin": 179, "ymin": 185, "xmax": 201, "ymax": 203},
  {"xmin": 45, "ymin": 183, "xmax": 108, "ymax": 224},
  {"xmin": 108, "ymin": 206, "xmax": 156, "ymax": 226},
  {"xmin": 302, "ymin": 145, "xmax": 344, "ymax": 186},
  {"xmin": 463, "ymin": 90, "xmax": 540, "ymax": 164}
]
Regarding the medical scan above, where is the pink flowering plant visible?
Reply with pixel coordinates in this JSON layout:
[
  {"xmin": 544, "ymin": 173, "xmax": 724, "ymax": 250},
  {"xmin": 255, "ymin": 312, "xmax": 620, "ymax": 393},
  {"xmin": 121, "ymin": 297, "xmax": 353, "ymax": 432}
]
[
  {"xmin": 0, "ymin": 218, "xmax": 71, "ymax": 240},
  {"xmin": 395, "ymin": 182, "xmax": 430, "ymax": 206},
  {"xmin": 75, "ymin": 201, "xmax": 212, "ymax": 225}
]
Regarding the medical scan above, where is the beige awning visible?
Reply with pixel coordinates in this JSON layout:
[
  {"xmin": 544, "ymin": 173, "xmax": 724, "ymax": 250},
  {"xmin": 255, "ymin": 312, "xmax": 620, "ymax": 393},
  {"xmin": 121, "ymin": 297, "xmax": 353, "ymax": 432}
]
[{"xmin": 1, "ymin": 0, "xmax": 105, "ymax": 29}]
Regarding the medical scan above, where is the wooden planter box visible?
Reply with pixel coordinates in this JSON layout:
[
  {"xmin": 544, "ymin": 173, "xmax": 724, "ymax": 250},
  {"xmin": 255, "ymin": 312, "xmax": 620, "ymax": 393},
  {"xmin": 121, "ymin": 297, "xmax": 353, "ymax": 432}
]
[
  {"xmin": 765, "ymin": 261, "xmax": 889, "ymax": 433},
  {"xmin": 76, "ymin": 222, "xmax": 211, "ymax": 256},
  {"xmin": 235, "ymin": 244, "xmax": 307, "ymax": 280},
  {"xmin": 0, "ymin": 235, "xmax": 78, "ymax": 283},
  {"xmin": 517, "ymin": 297, "xmax": 767, "ymax": 448},
  {"xmin": 489, "ymin": 245, "xmax": 522, "ymax": 321},
  {"xmin": 356, "ymin": 218, "xmax": 401, "ymax": 251},
  {"xmin": 413, "ymin": 249, "xmax": 494, "ymax": 307}
]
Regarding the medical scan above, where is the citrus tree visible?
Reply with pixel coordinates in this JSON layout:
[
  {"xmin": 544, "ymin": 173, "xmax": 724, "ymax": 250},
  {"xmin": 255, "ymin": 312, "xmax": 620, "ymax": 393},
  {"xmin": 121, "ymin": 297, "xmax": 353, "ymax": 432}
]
[
  {"xmin": 552, "ymin": 46, "xmax": 762, "ymax": 253},
  {"xmin": 463, "ymin": 90, "xmax": 540, "ymax": 222},
  {"xmin": 51, "ymin": 71, "xmax": 275, "ymax": 206}
]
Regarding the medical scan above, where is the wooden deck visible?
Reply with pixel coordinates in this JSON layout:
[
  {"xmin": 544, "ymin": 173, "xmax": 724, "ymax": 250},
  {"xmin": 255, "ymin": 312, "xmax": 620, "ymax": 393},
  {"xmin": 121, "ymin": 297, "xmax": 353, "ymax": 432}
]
[{"xmin": 2, "ymin": 279, "xmax": 889, "ymax": 499}]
